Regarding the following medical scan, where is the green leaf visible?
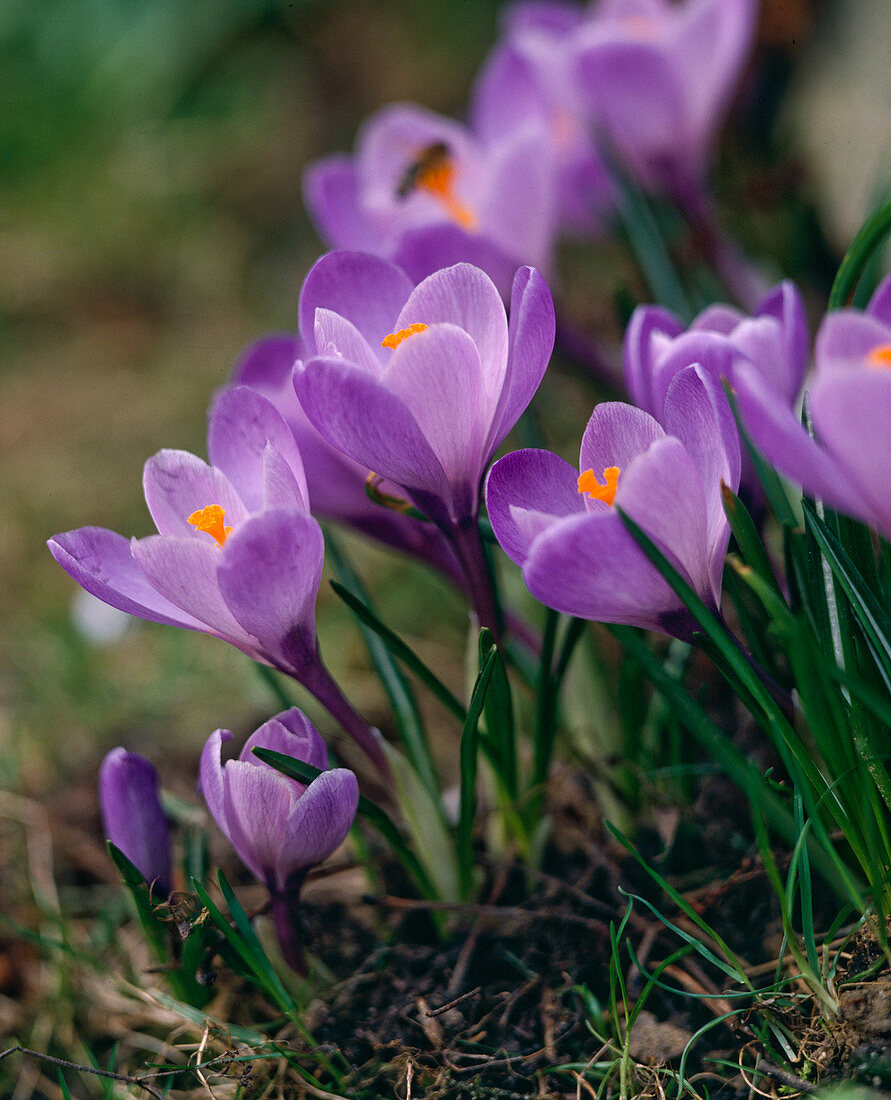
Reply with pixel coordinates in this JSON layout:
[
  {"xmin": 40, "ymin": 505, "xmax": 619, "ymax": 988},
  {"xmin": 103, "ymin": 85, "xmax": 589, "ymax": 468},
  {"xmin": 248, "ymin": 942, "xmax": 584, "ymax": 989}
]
[
  {"xmin": 457, "ymin": 639, "xmax": 498, "ymax": 900},
  {"xmin": 802, "ymin": 499, "xmax": 891, "ymax": 688},
  {"xmin": 326, "ymin": 537, "xmax": 442, "ymax": 805},
  {"xmin": 477, "ymin": 628, "xmax": 517, "ymax": 799},
  {"xmin": 106, "ymin": 842, "xmax": 169, "ymax": 962},
  {"xmin": 722, "ymin": 483, "xmax": 785, "ymax": 600},
  {"xmin": 829, "ymin": 198, "xmax": 891, "ymax": 309},
  {"xmin": 331, "ymin": 579, "xmax": 466, "ymax": 724}
]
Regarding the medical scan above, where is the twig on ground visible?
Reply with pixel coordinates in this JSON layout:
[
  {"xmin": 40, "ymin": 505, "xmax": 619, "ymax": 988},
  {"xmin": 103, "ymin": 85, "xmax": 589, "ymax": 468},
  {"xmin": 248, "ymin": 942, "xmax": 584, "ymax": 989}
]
[{"xmin": 0, "ymin": 1046, "xmax": 165, "ymax": 1100}]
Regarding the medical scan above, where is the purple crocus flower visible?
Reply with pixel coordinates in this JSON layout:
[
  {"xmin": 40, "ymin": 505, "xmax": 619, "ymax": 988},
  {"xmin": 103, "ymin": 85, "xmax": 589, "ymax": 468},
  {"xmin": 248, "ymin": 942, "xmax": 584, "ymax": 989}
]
[
  {"xmin": 293, "ymin": 251, "xmax": 556, "ymax": 634},
  {"xmin": 200, "ymin": 708, "xmax": 359, "ymax": 972},
  {"xmin": 485, "ymin": 366, "xmax": 740, "ymax": 639},
  {"xmin": 625, "ymin": 281, "xmax": 808, "ymax": 494},
  {"xmin": 570, "ymin": 0, "xmax": 758, "ymax": 200},
  {"xmin": 470, "ymin": 4, "xmax": 615, "ymax": 236},
  {"xmin": 230, "ymin": 334, "xmax": 464, "ymax": 587},
  {"xmin": 49, "ymin": 386, "xmax": 388, "ymax": 776},
  {"xmin": 303, "ymin": 102, "xmax": 557, "ymax": 298},
  {"xmin": 99, "ymin": 748, "xmax": 172, "ymax": 894},
  {"xmin": 733, "ymin": 275, "xmax": 891, "ymax": 539}
]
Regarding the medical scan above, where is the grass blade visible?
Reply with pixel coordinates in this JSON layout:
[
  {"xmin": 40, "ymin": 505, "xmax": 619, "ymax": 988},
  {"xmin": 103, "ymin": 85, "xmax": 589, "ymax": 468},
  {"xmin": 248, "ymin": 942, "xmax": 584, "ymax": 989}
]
[{"xmin": 457, "ymin": 638, "xmax": 498, "ymax": 900}]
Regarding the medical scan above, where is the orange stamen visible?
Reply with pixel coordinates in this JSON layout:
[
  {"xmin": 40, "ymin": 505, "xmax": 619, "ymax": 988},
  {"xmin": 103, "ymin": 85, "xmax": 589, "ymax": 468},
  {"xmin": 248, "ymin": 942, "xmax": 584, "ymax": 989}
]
[
  {"xmin": 867, "ymin": 344, "xmax": 891, "ymax": 369},
  {"xmin": 382, "ymin": 322, "xmax": 428, "ymax": 350},
  {"xmin": 578, "ymin": 466, "xmax": 620, "ymax": 506},
  {"xmin": 188, "ymin": 504, "xmax": 233, "ymax": 547},
  {"xmin": 416, "ymin": 159, "xmax": 477, "ymax": 229}
]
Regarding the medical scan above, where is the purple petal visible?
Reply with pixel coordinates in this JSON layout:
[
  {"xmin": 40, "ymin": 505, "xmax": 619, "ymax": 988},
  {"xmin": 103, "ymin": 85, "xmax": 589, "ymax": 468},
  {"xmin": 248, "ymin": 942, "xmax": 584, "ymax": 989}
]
[
  {"xmin": 488, "ymin": 266, "xmax": 556, "ymax": 454},
  {"xmin": 314, "ymin": 308, "xmax": 384, "ymax": 373},
  {"xmin": 384, "ymin": 324, "xmax": 487, "ymax": 500},
  {"xmin": 199, "ymin": 729, "xmax": 234, "ymax": 838},
  {"xmin": 233, "ymin": 334, "xmax": 305, "ymax": 393},
  {"xmin": 266, "ymin": 707, "xmax": 330, "ymax": 772},
  {"xmin": 240, "ymin": 713, "xmax": 329, "ymax": 778},
  {"xmin": 207, "ymin": 387, "xmax": 309, "ymax": 514},
  {"xmin": 216, "ymin": 509, "xmax": 325, "ymax": 676},
  {"xmin": 298, "ymin": 251, "xmax": 414, "ymax": 354},
  {"xmin": 302, "ymin": 156, "xmax": 384, "ymax": 253},
  {"xmin": 395, "ymin": 264, "xmax": 509, "ymax": 389},
  {"xmin": 132, "ymin": 535, "xmax": 249, "ymax": 641},
  {"xmin": 393, "ymin": 225, "xmax": 520, "ymax": 300},
  {"xmin": 756, "ymin": 280, "xmax": 809, "ymax": 399},
  {"xmin": 262, "ymin": 444, "xmax": 308, "ymax": 512},
  {"xmin": 867, "ymin": 274, "xmax": 891, "ymax": 324},
  {"xmin": 295, "ymin": 356, "xmax": 449, "ymax": 505},
  {"xmin": 623, "ymin": 305, "xmax": 684, "ymax": 412},
  {"xmin": 99, "ymin": 748, "xmax": 171, "ymax": 891},
  {"xmin": 470, "ymin": 40, "xmax": 549, "ymax": 145},
  {"xmin": 48, "ymin": 527, "xmax": 208, "ymax": 631},
  {"xmin": 692, "ymin": 303, "xmax": 745, "ymax": 336},
  {"xmin": 578, "ymin": 402, "xmax": 665, "ymax": 478},
  {"xmin": 276, "ymin": 768, "xmax": 359, "ymax": 887},
  {"xmin": 810, "ymin": 370, "xmax": 891, "ymax": 536},
  {"xmin": 478, "ymin": 124, "xmax": 557, "ymax": 274},
  {"xmin": 732, "ymin": 363, "xmax": 870, "ymax": 520},
  {"xmin": 223, "ymin": 760, "xmax": 296, "ymax": 885},
  {"xmin": 485, "ymin": 448, "xmax": 583, "ymax": 567},
  {"xmin": 815, "ymin": 312, "xmax": 891, "ymax": 371},
  {"xmin": 142, "ymin": 450, "xmax": 247, "ymax": 540}
]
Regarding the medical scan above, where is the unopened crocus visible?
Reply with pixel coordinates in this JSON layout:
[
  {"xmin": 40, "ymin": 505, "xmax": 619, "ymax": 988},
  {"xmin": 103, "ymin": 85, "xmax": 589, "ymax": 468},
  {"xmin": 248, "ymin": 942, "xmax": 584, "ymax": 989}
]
[
  {"xmin": 625, "ymin": 281, "xmax": 808, "ymax": 494},
  {"xmin": 49, "ymin": 386, "xmax": 388, "ymax": 776},
  {"xmin": 303, "ymin": 102, "xmax": 557, "ymax": 298},
  {"xmin": 99, "ymin": 748, "xmax": 171, "ymax": 894},
  {"xmin": 293, "ymin": 251, "xmax": 556, "ymax": 633},
  {"xmin": 230, "ymin": 334, "xmax": 464, "ymax": 587},
  {"xmin": 200, "ymin": 708, "xmax": 359, "ymax": 972},
  {"xmin": 733, "ymin": 275, "xmax": 891, "ymax": 539},
  {"xmin": 570, "ymin": 0, "xmax": 758, "ymax": 201},
  {"xmin": 485, "ymin": 365, "xmax": 740, "ymax": 638}
]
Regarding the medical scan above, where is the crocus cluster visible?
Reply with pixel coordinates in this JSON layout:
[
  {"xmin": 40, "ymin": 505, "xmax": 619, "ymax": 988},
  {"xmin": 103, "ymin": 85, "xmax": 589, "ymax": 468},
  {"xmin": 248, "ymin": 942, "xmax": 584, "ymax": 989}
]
[
  {"xmin": 200, "ymin": 708, "xmax": 359, "ymax": 972},
  {"xmin": 303, "ymin": 0, "xmax": 758, "ymax": 291},
  {"xmin": 734, "ymin": 275, "xmax": 891, "ymax": 540}
]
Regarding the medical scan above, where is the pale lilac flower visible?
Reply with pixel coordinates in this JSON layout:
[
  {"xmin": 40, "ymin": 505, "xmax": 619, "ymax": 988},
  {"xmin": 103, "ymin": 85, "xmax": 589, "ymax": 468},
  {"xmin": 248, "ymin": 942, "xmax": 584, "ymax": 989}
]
[
  {"xmin": 230, "ymin": 335, "xmax": 464, "ymax": 587},
  {"xmin": 303, "ymin": 102, "xmax": 557, "ymax": 298},
  {"xmin": 625, "ymin": 282, "xmax": 808, "ymax": 494},
  {"xmin": 99, "ymin": 748, "xmax": 171, "ymax": 893},
  {"xmin": 570, "ymin": 0, "xmax": 758, "ymax": 199},
  {"xmin": 485, "ymin": 366, "xmax": 740, "ymax": 638},
  {"xmin": 470, "ymin": 3, "xmax": 614, "ymax": 235},
  {"xmin": 49, "ymin": 387, "xmax": 388, "ymax": 776},
  {"xmin": 734, "ymin": 275, "xmax": 891, "ymax": 538},
  {"xmin": 293, "ymin": 252, "xmax": 555, "ymax": 633},
  {"xmin": 200, "ymin": 708, "xmax": 359, "ymax": 971}
]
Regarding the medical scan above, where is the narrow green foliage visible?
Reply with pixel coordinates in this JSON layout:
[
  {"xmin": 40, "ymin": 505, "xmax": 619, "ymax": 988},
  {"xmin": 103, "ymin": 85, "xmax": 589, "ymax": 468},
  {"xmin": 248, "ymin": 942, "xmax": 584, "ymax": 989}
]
[
  {"xmin": 457, "ymin": 639, "xmax": 498, "ymax": 900},
  {"xmin": 829, "ymin": 197, "xmax": 891, "ymax": 309},
  {"xmin": 326, "ymin": 536, "xmax": 441, "ymax": 802},
  {"xmin": 721, "ymin": 483, "xmax": 784, "ymax": 600},
  {"xmin": 330, "ymin": 579, "xmax": 466, "ymax": 724},
  {"xmin": 477, "ymin": 628, "xmax": 517, "ymax": 800},
  {"xmin": 106, "ymin": 842, "xmax": 170, "ymax": 963}
]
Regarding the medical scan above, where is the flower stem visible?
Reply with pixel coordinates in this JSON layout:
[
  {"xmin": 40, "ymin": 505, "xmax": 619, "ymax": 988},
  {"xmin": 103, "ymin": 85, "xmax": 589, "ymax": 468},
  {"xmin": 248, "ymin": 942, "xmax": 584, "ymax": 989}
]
[
  {"xmin": 449, "ymin": 516, "xmax": 503, "ymax": 643},
  {"xmin": 299, "ymin": 656, "xmax": 392, "ymax": 780},
  {"xmin": 270, "ymin": 875, "xmax": 307, "ymax": 975}
]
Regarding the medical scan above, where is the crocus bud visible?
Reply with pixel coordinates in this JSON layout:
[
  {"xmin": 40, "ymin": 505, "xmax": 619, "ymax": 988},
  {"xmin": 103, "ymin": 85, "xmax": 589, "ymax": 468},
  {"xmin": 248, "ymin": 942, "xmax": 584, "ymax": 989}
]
[
  {"xmin": 99, "ymin": 748, "xmax": 172, "ymax": 895},
  {"xmin": 199, "ymin": 708, "xmax": 359, "ymax": 972}
]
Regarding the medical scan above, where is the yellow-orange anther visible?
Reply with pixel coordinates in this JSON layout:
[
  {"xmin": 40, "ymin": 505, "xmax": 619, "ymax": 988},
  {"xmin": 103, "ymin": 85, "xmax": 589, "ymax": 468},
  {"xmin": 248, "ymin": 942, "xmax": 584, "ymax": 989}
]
[
  {"xmin": 867, "ymin": 344, "xmax": 891, "ymax": 368},
  {"xmin": 188, "ymin": 504, "xmax": 233, "ymax": 547},
  {"xmin": 382, "ymin": 322, "xmax": 428, "ymax": 350},
  {"xmin": 416, "ymin": 159, "xmax": 477, "ymax": 229},
  {"xmin": 578, "ymin": 466, "xmax": 620, "ymax": 506}
]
